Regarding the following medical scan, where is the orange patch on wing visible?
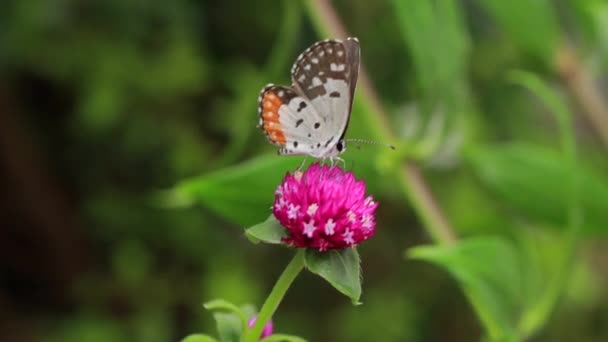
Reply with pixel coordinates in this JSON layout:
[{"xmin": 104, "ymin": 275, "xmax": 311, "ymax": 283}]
[{"xmin": 261, "ymin": 91, "xmax": 286, "ymax": 145}]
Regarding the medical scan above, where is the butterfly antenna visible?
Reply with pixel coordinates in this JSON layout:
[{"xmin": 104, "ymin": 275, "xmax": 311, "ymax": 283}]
[{"xmin": 346, "ymin": 138, "xmax": 396, "ymax": 150}]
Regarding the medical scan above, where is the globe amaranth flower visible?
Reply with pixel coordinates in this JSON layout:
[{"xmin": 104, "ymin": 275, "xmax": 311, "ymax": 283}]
[
  {"xmin": 248, "ymin": 316, "xmax": 273, "ymax": 339},
  {"xmin": 273, "ymin": 163, "xmax": 378, "ymax": 251}
]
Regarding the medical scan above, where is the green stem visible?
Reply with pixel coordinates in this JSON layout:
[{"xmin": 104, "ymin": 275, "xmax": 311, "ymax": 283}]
[{"xmin": 244, "ymin": 250, "xmax": 305, "ymax": 342}]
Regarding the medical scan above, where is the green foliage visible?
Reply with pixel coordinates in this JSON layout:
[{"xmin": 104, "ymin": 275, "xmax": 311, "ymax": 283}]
[
  {"xmin": 245, "ymin": 217, "xmax": 362, "ymax": 304},
  {"xmin": 204, "ymin": 300, "xmax": 250, "ymax": 327},
  {"xmin": 439, "ymin": 69, "xmax": 588, "ymax": 340},
  {"xmin": 4, "ymin": 0, "xmax": 608, "ymax": 341},
  {"xmin": 390, "ymin": 0, "xmax": 470, "ymax": 110},
  {"xmin": 246, "ymin": 215, "xmax": 288, "ymax": 244},
  {"xmin": 475, "ymin": 0, "xmax": 560, "ymax": 62},
  {"xmin": 47, "ymin": 317, "xmax": 128, "ymax": 342},
  {"xmin": 182, "ymin": 335, "xmax": 219, "ymax": 342},
  {"xmin": 507, "ymin": 71, "xmax": 582, "ymax": 231},
  {"xmin": 410, "ymin": 237, "xmax": 522, "ymax": 340},
  {"xmin": 213, "ymin": 313, "xmax": 243, "ymax": 342},
  {"xmin": 304, "ymin": 249, "xmax": 362, "ymax": 305},
  {"xmin": 388, "ymin": 0, "xmax": 471, "ymax": 155},
  {"xmin": 409, "ymin": 234, "xmax": 565, "ymax": 341},
  {"xmin": 112, "ymin": 240, "xmax": 152, "ymax": 288},
  {"xmin": 193, "ymin": 297, "xmax": 307, "ymax": 341},
  {"xmin": 260, "ymin": 335, "xmax": 307, "ymax": 342},
  {"xmin": 182, "ymin": 300, "xmax": 248, "ymax": 342},
  {"xmin": 468, "ymin": 144, "xmax": 608, "ymax": 235},
  {"xmin": 170, "ymin": 156, "xmax": 301, "ymax": 227}
]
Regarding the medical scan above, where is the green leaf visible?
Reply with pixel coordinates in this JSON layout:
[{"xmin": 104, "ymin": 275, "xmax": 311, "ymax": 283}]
[
  {"xmin": 213, "ymin": 312, "xmax": 242, "ymax": 342},
  {"xmin": 507, "ymin": 72, "xmax": 583, "ymax": 339},
  {"xmin": 240, "ymin": 304, "xmax": 258, "ymax": 321},
  {"xmin": 408, "ymin": 237, "xmax": 522, "ymax": 340},
  {"xmin": 204, "ymin": 299, "xmax": 248, "ymax": 339},
  {"xmin": 261, "ymin": 334, "xmax": 308, "ymax": 342},
  {"xmin": 390, "ymin": 0, "xmax": 470, "ymax": 119},
  {"xmin": 169, "ymin": 155, "xmax": 302, "ymax": 227},
  {"xmin": 515, "ymin": 231, "xmax": 566, "ymax": 337},
  {"xmin": 245, "ymin": 215, "xmax": 287, "ymax": 244},
  {"xmin": 468, "ymin": 143, "xmax": 608, "ymax": 235},
  {"xmin": 508, "ymin": 70, "xmax": 582, "ymax": 231},
  {"xmin": 204, "ymin": 299, "xmax": 246, "ymax": 317},
  {"xmin": 475, "ymin": 0, "xmax": 559, "ymax": 63},
  {"xmin": 304, "ymin": 248, "xmax": 362, "ymax": 304},
  {"xmin": 391, "ymin": 0, "xmax": 469, "ymax": 96},
  {"xmin": 181, "ymin": 334, "xmax": 219, "ymax": 342}
]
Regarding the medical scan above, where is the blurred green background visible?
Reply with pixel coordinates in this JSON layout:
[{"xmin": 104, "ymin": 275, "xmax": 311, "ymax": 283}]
[{"xmin": 1, "ymin": 0, "xmax": 608, "ymax": 341}]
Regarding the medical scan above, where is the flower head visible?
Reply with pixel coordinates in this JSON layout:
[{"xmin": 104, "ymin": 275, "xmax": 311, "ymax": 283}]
[
  {"xmin": 273, "ymin": 163, "xmax": 378, "ymax": 251},
  {"xmin": 248, "ymin": 316, "xmax": 273, "ymax": 339}
]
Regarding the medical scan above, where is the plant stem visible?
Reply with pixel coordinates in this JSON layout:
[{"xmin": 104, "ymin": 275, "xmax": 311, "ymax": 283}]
[
  {"xmin": 399, "ymin": 163, "xmax": 457, "ymax": 244},
  {"xmin": 305, "ymin": 0, "xmax": 457, "ymax": 245},
  {"xmin": 555, "ymin": 45, "xmax": 608, "ymax": 148},
  {"xmin": 244, "ymin": 250, "xmax": 305, "ymax": 342}
]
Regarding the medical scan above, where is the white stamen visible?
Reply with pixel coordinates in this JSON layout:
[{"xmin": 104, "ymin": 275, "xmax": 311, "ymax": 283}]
[
  {"xmin": 303, "ymin": 220, "xmax": 317, "ymax": 238},
  {"xmin": 347, "ymin": 211, "xmax": 356, "ymax": 222},
  {"xmin": 324, "ymin": 219, "xmax": 336, "ymax": 235},
  {"xmin": 287, "ymin": 204, "xmax": 300, "ymax": 220},
  {"xmin": 307, "ymin": 203, "xmax": 319, "ymax": 216},
  {"xmin": 342, "ymin": 229, "xmax": 354, "ymax": 245},
  {"xmin": 361, "ymin": 215, "xmax": 373, "ymax": 228},
  {"xmin": 274, "ymin": 197, "xmax": 287, "ymax": 210}
]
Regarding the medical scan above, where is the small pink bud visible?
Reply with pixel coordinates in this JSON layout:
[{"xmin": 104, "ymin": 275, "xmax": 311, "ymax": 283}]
[{"xmin": 248, "ymin": 316, "xmax": 273, "ymax": 339}]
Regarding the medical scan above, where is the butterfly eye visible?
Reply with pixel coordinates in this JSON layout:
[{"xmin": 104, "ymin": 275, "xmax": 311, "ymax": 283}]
[{"xmin": 336, "ymin": 140, "xmax": 345, "ymax": 152}]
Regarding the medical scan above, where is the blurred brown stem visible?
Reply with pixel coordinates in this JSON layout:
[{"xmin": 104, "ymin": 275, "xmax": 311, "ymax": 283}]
[
  {"xmin": 306, "ymin": 0, "xmax": 457, "ymax": 245},
  {"xmin": 555, "ymin": 45, "xmax": 608, "ymax": 147}
]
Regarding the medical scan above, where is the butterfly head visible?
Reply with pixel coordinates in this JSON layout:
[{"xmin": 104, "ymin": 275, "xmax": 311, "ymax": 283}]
[{"xmin": 327, "ymin": 138, "xmax": 346, "ymax": 157}]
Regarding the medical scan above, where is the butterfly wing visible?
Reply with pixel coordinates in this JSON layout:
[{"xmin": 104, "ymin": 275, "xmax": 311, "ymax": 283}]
[
  {"xmin": 258, "ymin": 84, "xmax": 328, "ymax": 156},
  {"xmin": 257, "ymin": 38, "xmax": 360, "ymax": 158},
  {"xmin": 290, "ymin": 37, "xmax": 360, "ymax": 156}
]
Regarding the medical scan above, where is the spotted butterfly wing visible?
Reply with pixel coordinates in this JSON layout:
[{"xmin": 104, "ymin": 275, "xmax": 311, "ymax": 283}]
[{"xmin": 258, "ymin": 37, "xmax": 360, "ymax": 158}]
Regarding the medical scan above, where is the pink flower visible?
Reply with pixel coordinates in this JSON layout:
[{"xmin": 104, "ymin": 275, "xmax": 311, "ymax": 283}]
[
  {"xmin": 273, "ymin": 163, "xmax": 378, "ymax": 251},
  {"xmin": 248, "ymin": 316, "xmax": 273, "ymax": 339}
]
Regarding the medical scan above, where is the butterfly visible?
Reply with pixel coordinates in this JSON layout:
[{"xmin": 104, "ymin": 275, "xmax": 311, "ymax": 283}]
[{"xmin": 257, "ymin": 37, "xmax": 360, "ymax": 162}]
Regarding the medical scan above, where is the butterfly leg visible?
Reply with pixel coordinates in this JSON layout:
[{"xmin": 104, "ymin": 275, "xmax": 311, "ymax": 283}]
[
  {"xmin": 297, "ymin": 157, "xmax": 308, "ymax": 171},
  {"xmin": 324, "ymin": 157, "xmax": 345, "ymax": 168}
]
